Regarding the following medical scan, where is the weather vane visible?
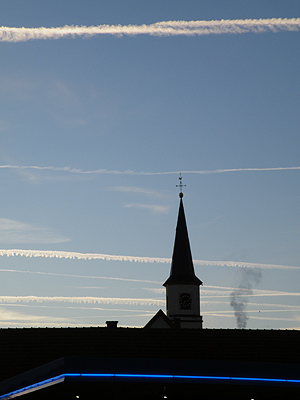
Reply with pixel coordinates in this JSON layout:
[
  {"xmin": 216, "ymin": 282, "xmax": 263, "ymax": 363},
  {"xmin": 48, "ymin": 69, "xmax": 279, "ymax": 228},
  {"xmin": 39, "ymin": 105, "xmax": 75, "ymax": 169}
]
[{"xmin": 176, "ymin": 173, "xmax": 186, "ymax": 198}]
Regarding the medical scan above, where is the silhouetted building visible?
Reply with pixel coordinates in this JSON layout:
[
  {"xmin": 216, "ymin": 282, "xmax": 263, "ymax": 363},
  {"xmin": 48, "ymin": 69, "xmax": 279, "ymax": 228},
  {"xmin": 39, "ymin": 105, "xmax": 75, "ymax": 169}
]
[
  {"xmin": 0, "ymin": 189, "xmax": 299, "ymax": 399},
  {"xmin": 146, "ymin": 191, "xmax": 203, "ymax": 329}
]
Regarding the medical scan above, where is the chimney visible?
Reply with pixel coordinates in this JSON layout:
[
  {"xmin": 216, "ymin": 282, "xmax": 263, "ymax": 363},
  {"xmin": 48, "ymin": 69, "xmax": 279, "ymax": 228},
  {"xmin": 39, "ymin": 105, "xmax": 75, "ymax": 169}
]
[{"xmin": 106, "ymin": 321, "xmax": 118, "ymax": 329}]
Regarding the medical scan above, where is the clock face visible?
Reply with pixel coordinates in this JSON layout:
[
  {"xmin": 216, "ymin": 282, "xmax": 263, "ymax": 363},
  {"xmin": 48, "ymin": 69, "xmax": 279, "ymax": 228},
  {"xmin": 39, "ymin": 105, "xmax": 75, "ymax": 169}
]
[{"xmin": 179, "ymin": 293, "xmax": 192, "ymax": 309}]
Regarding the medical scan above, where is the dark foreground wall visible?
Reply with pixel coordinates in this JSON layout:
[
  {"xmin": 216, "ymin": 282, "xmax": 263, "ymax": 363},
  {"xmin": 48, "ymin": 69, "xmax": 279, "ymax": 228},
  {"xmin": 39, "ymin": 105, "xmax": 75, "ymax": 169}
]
[
  {"xmin": 0, "ymin": 355, "xmax": 299, "ymax": 400},
  {"xmin": 0, "ymin": 327, "xmax": 299, "ymax": 381}
]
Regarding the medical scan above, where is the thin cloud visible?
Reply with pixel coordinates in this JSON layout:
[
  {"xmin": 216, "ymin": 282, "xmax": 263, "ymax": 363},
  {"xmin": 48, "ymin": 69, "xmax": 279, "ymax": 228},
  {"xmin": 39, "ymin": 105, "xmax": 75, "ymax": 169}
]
[
  {"xmin": 1, "ymin": 164, "xmax": 300, "ymax": 176},
  {"xmin": 201, "ymin": 300, "xmax": 300, "ymax": 310},
  {"xmin": 3, "ymin": 303, "xmax": 154, "ymax": 313},
  {"xmin": 200, "ymin": 260, "xmax": 300, "ymax": 271},
  {"xmin": 242, "ymin": 315, "xmax": 299, "ymax": 322},
  {"xmin": 0, "ymin": 321, "xmax": 102, "ymax": 328},
  {"xmin": 5, "ymin": 303, "xmax": 153, "ymax": 314},
  {"xmin": 203, "ymin": 311, "xmax": 298, "ymax": 322},
  {"xmin": 247, "ymin": 290, "xmax": 300, "ymax": 297},
  {"xmin": 0, "ymin": 308, "xmax": 66, "ymax": 323},
  {"xmin": 0, "ymin": 218, "xmax": 69, "ymax": 244},
  {"xmin": 246, "ymin": 302, "xmax": 300, "ymax": 310},
  {"xmin": 0, "ymin": 296, "xmax": 164, "ymax": 307},
  {"xmin": 110, "ymin": 186, "xmax": 164, "ymax": 197},
  {"xmin": 0, "ymin": 249, "xmax": 299, "ymax": 270},
  {"xmin": 202, "ymin": 285, "xmax": 300, "ymax": 298},
  {"xmin": 123, "ymin": 203, "xmax": 170, "ymax": 214},
  {"xmin": 70, "ymin": 286, "xmax": 105, "ymax": 289},
  {"xmin": 0, "ymin": 18, "xmax": 299, "ymax": 42},
  {"xmin": 144, "ymin": 288, "xmax": 165, "ymax": 294},
  {"xmin": 0, "ymin": 268, "xmax": 160, "ymax": 284},
  {"xmin": 2, "ymin": 270, "xmax": 299, "ymax": 302},
  {"xmin": 201, "ymin": 309, "xmax": 300, "ymax": 326},
  {"xmin": 181, "ymin": 167, "xmax": 300, "ymax": 175}
]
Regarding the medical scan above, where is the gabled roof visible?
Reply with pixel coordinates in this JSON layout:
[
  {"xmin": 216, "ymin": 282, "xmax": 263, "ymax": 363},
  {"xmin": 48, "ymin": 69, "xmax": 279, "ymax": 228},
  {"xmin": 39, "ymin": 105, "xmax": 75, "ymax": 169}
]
[
  {"xmin": 163, "ymin": 196, "xmax": 202, "ymax": 286},
  {"xmin": 144, "ymin": 309, "xmax": 174, "ymax": 329}
]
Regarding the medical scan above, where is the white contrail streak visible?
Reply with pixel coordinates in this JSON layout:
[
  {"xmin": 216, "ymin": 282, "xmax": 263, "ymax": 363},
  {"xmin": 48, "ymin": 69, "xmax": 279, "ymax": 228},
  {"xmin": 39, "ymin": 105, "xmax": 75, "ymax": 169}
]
[
  {"xmin": 0, "ymin": 18, "xmax": 299, "ymax": 42},
  {"xmin": 204, "ymin": 312, "xmax": 298, "ymax": 322},
  {"xmin": 0, "ymin": 248, "xmax": 170, "ymax": 263},
  {"xmin": 0, "ymin": 296, "xmax": 164, "ymax": 306},
  {"xmin": 202, "ymin": 285, "xmax": 300, "ymax": 299},
  {"xmin": 0, "ymin": 249, "xmax": 299, "ymax": 270},
  {"xmin": 1, "ymin": 164, "xmax": 300, "ymax": 176},
  {"xmin": 179, "ymin": 167, "xmax": 300, "ymax": 175},
  {"xmin": 0, "ymin": 267, "xmax": 160, "ymax": 284}
]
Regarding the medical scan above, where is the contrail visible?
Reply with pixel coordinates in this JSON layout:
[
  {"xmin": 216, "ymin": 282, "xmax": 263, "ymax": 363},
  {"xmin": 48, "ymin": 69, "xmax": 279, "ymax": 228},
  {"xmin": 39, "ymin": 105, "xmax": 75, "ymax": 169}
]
[
  {"xmin": 0, "ymin": 249, "xmax": 299, "ymax": 270},
  {"xmin": 0, "ymin": 248, "xmax": 170, "ymax": 264},
  {"xmin": 0, "ymin": 18, "xmax": 299, "ymax": 42},
  {"xmin": 1, "ymin": 164, "xmax": 300, "ymax": 175},
  {"xmin": 0, "ymin": 296, "xmax": 164, "ymax": 307},
  {"xmin": 0, "ymin": 267, "xmax": 160, "ymax": 284}
]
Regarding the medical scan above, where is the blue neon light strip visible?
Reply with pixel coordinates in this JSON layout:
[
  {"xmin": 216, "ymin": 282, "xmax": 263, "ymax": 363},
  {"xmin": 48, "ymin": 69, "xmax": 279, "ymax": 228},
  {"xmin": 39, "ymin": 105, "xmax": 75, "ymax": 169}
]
[
  {"xmin": 112, "ymin": 374, "xmax": 174, "ymax": 379},
  {"xmin": 174, "ymin": 375, "xmax": 231, "ymax": 380},
  {"xmin": 1, "ymin": 372, "xmax": 299, "ymax": 399},
  {"xmin": 0, "ymin": 375, "xmax": 65, "ymax": 399}
]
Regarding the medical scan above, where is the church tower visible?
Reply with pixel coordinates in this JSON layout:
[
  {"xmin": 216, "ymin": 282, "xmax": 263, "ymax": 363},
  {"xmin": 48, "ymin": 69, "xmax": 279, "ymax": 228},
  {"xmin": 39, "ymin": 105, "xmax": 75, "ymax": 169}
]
[{"xmin": 163, "ymin": 183, "xmax": 203, "ymax": 329}]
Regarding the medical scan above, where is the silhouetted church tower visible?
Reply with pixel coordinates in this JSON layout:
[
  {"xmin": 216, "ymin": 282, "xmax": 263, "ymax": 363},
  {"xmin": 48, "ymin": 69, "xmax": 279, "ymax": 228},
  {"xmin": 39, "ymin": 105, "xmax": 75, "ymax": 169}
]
[
  {"xmin": 145, "ymin": 177, "xmax": 203, "ymax": 329},
  {"xmin": 163, "ymin": 178, "xmax": 203, "ymax": 328}
]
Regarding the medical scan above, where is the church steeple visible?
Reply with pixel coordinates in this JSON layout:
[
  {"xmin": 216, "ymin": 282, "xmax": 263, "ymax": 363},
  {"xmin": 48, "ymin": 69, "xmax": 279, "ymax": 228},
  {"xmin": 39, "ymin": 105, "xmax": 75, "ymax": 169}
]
[
  {"xmin": 163, "ymin": 195, "xmax": 202, "ymax": 287},
  {"xmin": 163, "ymin": 177, "xmax": 203, "ymax": 328}
]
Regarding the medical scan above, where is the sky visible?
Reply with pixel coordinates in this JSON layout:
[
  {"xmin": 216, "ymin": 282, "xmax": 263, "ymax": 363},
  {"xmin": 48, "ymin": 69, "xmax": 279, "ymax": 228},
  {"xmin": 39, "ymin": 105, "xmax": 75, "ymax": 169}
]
[{"xmin": 0, "ymin": 0, "xmax": 299, "ymax": 330}]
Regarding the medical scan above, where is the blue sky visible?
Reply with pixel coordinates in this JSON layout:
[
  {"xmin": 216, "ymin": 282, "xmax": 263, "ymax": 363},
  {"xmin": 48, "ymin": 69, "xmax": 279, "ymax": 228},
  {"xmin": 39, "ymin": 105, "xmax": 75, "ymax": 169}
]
[{"xmin": 0, "ymin": 1, "xmax": 299, "ymax": 329}]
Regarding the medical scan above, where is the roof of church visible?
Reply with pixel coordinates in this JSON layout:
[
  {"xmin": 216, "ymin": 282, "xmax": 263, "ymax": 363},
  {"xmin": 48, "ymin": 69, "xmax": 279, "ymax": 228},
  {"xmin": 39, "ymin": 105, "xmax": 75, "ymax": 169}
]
[{"xmin": 163, "ymin": 195, "xmax": 202, "ymax": 286}]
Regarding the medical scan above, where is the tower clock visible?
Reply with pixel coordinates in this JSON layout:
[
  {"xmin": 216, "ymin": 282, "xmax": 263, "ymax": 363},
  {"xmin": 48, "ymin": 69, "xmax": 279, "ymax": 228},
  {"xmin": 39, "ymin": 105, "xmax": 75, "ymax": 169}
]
[{"xmin": 179, "ymin": 293, "xmax": 192, "ymax": 309}]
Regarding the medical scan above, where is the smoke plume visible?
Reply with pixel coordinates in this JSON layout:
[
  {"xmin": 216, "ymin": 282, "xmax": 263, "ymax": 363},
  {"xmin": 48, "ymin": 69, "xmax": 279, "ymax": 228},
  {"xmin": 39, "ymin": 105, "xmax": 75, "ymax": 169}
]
[{"xmin": 230, "ymin": 268, "xmax": 262, "ymax": 328}]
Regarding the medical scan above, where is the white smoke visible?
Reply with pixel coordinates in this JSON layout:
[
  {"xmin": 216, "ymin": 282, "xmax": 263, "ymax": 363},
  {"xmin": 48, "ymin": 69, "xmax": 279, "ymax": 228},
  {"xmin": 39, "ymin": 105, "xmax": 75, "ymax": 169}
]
[
  {"xmin": 0, "ymin": 18, "xmax": 299, "ymax": 42},
  {"xmin": 230, "ymin": 268, "xmax": 262, "ymax": 329},
  {"xmin": 0, "ymin": 249, "xmax": 299, "ymax": 270}
]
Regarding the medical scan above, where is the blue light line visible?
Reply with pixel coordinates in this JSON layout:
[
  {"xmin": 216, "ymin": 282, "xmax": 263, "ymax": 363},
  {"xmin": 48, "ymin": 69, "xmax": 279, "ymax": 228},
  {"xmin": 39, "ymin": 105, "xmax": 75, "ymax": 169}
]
[
  {"xmin": 0, "ymin": 375, "xmax": 65, "ymax": 400},
  {"xmin": 79, "ymin": 373, "xmax": 114, "ymax": 378},
  {"xmin": 174, "ymin": 375, "xmax": 231, "ymax": 380},
  {"xmin": 231, "ymin": 377, "xmax": 287, "ymax": 383},
  {"xmin": 0, "ymin": 372, "xmax": 299, "ymax": 399},
  {"xmin": 115, "ymin": 374, "xmax": 173, "ymax": 379}
]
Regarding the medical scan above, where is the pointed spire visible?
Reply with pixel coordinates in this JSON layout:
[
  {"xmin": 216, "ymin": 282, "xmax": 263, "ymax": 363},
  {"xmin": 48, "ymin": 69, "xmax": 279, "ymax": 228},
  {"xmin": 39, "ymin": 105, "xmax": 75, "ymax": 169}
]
[{"xmin": 163, "ymin": 196, "xmax": 202, "ymax": 286}]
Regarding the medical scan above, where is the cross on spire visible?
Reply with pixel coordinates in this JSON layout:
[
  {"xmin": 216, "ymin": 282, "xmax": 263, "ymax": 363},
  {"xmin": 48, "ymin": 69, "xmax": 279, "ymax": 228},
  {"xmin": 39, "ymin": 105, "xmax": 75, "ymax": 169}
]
[{"xmin": 176, "ymin": 173, "xmax": 186, "ymax": 198}]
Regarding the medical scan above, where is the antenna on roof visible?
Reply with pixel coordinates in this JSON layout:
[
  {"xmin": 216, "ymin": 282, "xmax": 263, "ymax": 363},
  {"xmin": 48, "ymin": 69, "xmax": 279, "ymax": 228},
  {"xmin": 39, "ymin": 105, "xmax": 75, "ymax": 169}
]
[{"xmin": 176, "ymin": 173, "xmax": 186, "ymax": 198}]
